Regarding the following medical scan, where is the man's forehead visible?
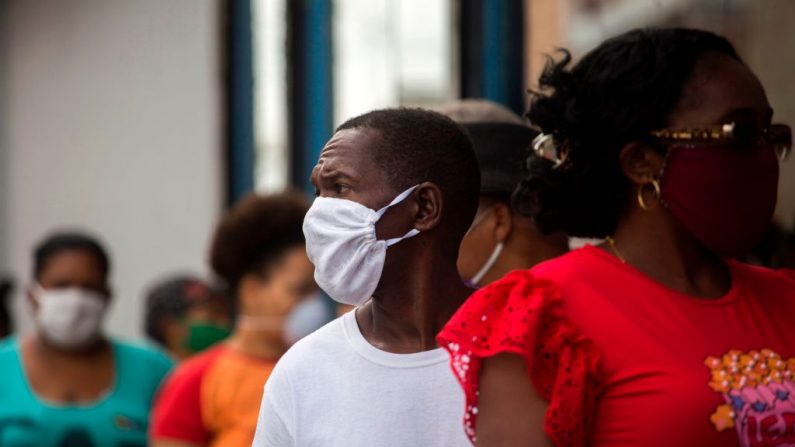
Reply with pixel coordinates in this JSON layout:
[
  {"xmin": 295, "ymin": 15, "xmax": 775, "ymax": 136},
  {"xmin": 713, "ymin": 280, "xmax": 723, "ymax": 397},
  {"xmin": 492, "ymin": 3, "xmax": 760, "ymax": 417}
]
[
  {"xmin": 321, "ymin": 127, "xmax": 380, "ymax": 155},
  {"xmin": 313, "ymin": 127, "xmax": 398, "ymax": 205},
  {"xmin": 317, "ymin": 128, "xmax": 383, "ymax": 172}
]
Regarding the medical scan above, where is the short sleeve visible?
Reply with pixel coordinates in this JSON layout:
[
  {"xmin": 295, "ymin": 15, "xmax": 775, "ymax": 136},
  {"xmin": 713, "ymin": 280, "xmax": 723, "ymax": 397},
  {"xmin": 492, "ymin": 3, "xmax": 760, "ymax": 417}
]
[
  {"xmin": 150, "ymin": 353, "xmax": 213, "ymax": 444},
  {"xmin": 437, "ymin": 270, "xmax": 600, "ymax": 447},
  {"xmin": 252, "ymin": 361, "xmax": 295, "ymax": 447},
  {"xmin": 146, "ymin": 347, "xmax": 176, "ymax": 399}
]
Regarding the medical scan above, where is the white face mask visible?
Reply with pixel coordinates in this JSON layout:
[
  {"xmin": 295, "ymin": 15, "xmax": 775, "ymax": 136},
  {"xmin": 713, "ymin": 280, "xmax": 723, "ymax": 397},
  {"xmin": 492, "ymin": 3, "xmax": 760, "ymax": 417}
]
[
  {"xmin": 303, "ymin": 185, "xmax": 420, "ymax": 306},
  {"xmin": 464, "ymin": 206, "xmax": 504, "ymax": 287},
  {"xmin": 33, "ymin": 285, "xmax": 107, "ymax": 350},
  {"xmin": 283, "ymin": 293, "xmax": 331, "ymax": 345}
]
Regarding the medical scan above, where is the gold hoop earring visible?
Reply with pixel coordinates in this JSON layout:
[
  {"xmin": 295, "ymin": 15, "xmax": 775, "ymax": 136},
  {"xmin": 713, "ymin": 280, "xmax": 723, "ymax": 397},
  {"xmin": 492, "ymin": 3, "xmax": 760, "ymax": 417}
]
[{"xmin": 637, "ymin": 179, "xmax": 661, "ymax": 211}]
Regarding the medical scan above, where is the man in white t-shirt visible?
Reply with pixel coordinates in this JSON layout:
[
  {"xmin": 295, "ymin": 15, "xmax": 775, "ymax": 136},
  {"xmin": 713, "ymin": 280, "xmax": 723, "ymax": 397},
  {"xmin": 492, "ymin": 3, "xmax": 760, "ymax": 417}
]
[{"xmin": 252, "ymin": 108, "xmax": 481, "ymax": 446}]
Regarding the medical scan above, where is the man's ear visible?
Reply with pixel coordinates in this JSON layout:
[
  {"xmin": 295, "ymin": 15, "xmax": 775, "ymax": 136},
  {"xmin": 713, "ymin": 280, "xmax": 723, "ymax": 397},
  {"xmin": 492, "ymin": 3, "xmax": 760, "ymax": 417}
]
[
  {"xmin": 413, "ymin": 182, "xmax": 443, "ymax": 232},
  {"xmin": 619, "ymin": 141, "xmax": 665, "ymax": 186}
]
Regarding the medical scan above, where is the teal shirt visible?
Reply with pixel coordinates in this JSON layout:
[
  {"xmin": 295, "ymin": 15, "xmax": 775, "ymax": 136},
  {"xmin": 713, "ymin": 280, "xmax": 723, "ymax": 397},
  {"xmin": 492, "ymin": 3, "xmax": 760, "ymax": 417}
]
[{"xmin": 0, "ymin": 336, "xmax": 173, "ymax": 447}]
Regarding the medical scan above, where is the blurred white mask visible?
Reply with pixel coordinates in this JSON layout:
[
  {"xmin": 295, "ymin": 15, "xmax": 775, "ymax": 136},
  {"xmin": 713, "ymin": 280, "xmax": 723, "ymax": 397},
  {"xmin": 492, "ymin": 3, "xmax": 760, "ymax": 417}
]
[{"xmin": 33, "ymin": 285, "xmax": 107, "ymax": 350}]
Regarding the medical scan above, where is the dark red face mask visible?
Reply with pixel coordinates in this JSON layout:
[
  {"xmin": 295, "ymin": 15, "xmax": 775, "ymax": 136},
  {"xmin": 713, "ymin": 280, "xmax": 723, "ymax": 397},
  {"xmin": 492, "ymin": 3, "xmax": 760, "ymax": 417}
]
[{"xmin": 659, "ymin": 144, "xmax": 779, "ymax": 257}]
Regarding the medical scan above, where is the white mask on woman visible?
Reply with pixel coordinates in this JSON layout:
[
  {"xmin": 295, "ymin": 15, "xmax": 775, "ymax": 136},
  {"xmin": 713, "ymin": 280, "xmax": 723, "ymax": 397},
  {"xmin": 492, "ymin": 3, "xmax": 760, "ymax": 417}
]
[
  {"xmin": 33, "ymin": 285, "xmax": 107, "ymax": 350},
  {"xmin": 303, "ymin": 185, "xmax": 420, "ymax": 306},
  {"xmin": 464, "ymin": 206, "xmax": 504, "ymax": 286}
]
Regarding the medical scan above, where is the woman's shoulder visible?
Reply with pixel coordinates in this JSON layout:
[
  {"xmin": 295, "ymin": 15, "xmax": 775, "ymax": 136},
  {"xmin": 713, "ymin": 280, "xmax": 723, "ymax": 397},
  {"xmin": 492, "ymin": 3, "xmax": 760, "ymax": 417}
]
[
  {"xmin": 151, "ymin": 346, "xmax": 228, "ymax": 414},
  {"xmin": 112, "ymin": 338, "xmax": 174, "ymax": 365},
  {"xmin": 438, "ymin": 257, "xmax": 601, "ymax": 446},
  {"xmin": 0, "ymin": 335, "xmax": 17, "ymax": 353},
  {"xmin": 453, "ymin": 246, "xmax": 600, "ymax": 312},
  {"xmin": 729, "ymin": 261, "xmax": 795, "ymax": 298},
  {"xmin": 731, "ymin": 261, "xmax": 795, "ymax": 282},
  {"xmin": 530, "ymin": 245, "xmax": 608, "ymax": 281},
  {"xmin": 0, "ymin": 336, "xmax": 19, "ymax": 377},
  {"xmin": 440, "ymin": 266, "xmax": 587, "ymax": 361},
  {"xmin": 163, "ymin": 345, "xmax": 228, "ymax": 383},
  {"xmin": 110, "ymin": 338, "xmax": 175, "ymax": 384}
]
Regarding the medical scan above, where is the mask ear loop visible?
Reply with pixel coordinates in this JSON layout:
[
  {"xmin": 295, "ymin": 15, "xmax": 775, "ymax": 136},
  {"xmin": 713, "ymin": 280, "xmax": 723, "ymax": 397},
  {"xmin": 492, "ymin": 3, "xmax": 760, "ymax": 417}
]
[
  {"xmin": 376, "ymin": 185, "xmax": 422, "ymax": 247},
  {"xmin": 384, "ymin": 229, "xmax": 420, "ymax": 247},
  {"xmin": 375, "ymin": 185, "xmax": 420, "ymax": 218},
  {"xmin": 465, "ymin": 204, "xmax": 509, "ymax": 285},
  {"xmin": 469, "ymin": 242, "xmax": 504, "ymax": 285},
  {"xmin": 465, "ymin": 205, "xmax": 497, "ymax": 236}
]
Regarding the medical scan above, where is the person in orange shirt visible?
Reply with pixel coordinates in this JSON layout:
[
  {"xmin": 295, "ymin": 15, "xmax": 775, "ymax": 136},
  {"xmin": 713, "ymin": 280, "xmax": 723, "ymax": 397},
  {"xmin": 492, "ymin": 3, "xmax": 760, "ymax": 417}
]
[{"xmin": 150, "ymin": 191, "xmax": 317, "ymax": 447}]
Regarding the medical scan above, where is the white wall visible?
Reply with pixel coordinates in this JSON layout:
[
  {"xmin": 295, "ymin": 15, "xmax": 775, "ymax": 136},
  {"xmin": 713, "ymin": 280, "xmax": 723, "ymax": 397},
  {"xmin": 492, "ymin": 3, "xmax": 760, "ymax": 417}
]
[
  {"xmin": 745, "ymin": 0, "xmax": 795, "ymax": 227},
  {"xmin": 0, "ymin": 0, "xmax": 223, "ymax": 339}
]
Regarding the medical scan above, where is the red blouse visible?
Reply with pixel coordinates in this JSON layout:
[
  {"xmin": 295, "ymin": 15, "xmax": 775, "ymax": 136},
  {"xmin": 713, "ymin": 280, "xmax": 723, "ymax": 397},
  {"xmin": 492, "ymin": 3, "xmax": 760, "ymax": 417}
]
[{"xmin": 438, "ymin": 245, "xmax": 795, "ymax": 447}]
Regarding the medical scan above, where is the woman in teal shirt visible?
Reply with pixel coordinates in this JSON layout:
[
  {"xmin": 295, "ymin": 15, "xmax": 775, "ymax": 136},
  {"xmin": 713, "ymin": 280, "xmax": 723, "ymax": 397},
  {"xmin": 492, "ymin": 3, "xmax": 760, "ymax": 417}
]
[{"xmin": 0, "ymin": 232, "xmax": 173, "ymax": 446}]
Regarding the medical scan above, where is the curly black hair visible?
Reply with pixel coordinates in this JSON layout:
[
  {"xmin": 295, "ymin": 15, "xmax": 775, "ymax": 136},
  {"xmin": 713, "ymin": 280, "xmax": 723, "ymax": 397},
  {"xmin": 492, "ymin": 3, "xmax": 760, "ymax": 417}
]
[
  {"xmin": 209, "ymin": 190, "xmax": 310, "ymax": 292},
  {"xmin": 514, "ymin": 28, "xmax": 740, "ymax": 237}
]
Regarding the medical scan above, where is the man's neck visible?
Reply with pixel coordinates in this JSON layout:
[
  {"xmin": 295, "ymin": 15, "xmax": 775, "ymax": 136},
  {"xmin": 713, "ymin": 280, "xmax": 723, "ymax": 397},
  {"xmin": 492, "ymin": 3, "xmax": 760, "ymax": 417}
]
[{"xmin": 355, "ymin": 259, "xmax": 471, "ymax": 354}]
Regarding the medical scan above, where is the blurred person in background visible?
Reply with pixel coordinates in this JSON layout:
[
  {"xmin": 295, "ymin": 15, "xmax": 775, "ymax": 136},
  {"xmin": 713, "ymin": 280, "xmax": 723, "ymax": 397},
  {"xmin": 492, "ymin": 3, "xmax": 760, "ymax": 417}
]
[
  {"xmin": 438, "ymin": 28, "xmax": 795, "ymax": 447},
  {"xmin": 150, "ymin": 190, "xmax": 316, "ymax": 447},
  {"xmin": 144, "ymin": 275, "xmax": 232, "ymax": 361},
  {"xmin": 253, "ymin": 108, "xmax": 478, "ymax": 446},
  {"xmin": 0, "ymin": 232, "xmax": 173, "ymax": 446},
  {"xmin": 438, "ymin": 99, "xmax": 569, "ymax": 287},
  {"xmin": 282, "ymin": 291, "xmax": 332, "ymax": 346},
  {"xmin": 744, "ymin": 221, "xmax": 795, "ymax": 269},
  {"xmin": 0, "ymin": 278, "xmax": 13, "ymax": 339},
  {"xmin": 437, "ymin": 98, "xmax": 525, "ymax": 125}
]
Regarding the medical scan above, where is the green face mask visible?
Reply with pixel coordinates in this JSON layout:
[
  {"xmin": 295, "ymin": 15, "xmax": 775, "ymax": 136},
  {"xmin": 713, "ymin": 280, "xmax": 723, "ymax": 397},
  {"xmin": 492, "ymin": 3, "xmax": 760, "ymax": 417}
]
[{"xmin": 184, "ymin": 322, "xmax": 231, "ymax": 353}]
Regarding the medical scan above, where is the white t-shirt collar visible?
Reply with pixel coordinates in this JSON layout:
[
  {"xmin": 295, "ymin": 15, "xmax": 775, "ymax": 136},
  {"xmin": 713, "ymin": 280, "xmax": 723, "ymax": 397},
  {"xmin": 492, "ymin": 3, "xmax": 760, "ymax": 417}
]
[{"xmin": 341, "ymin": 310, "xmax": 449, "ymax": 368}]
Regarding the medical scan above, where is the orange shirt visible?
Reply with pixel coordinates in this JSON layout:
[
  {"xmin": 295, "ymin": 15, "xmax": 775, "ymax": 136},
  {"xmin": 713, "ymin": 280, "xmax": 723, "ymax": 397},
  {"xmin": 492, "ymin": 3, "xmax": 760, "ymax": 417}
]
[{"xmin": 151, "ymin": 345, "xmax": 276, "ymax": 446}]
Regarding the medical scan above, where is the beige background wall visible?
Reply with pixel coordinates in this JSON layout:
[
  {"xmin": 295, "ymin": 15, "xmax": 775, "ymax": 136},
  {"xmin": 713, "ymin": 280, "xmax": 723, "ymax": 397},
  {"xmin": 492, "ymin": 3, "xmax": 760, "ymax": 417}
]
[
  {"xmin": 0, "ymin": 0, "xmax": 224, "ymax": 339},
  {"xmin": 744, "ymin": 0, "xmax": 795, "ymax": 227}
]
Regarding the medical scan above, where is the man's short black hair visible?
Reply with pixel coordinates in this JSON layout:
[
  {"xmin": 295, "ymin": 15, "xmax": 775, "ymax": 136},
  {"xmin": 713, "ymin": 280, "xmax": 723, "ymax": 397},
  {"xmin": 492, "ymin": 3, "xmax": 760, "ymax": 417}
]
[
  {"xmin": 337, "ymin": 107, "xmax": 481, "ymax": 245},
  {"xmin": 33, "ymin": 232, "xmax": 110, "ymax": 280}
]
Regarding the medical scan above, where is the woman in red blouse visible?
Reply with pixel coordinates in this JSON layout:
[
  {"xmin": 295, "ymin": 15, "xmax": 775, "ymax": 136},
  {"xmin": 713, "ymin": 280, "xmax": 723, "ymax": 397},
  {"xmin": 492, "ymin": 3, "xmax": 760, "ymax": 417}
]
[{"xmin": 438, "ymin": 28, "xmax": 795, "ymax": 447}]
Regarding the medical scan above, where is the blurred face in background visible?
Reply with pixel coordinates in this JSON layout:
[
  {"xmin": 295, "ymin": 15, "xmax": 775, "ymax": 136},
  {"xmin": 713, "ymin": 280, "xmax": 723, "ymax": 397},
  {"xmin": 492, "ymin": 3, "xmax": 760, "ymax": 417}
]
[
  {"xmin": 168, "ymin": 297, "xmax": 232, "ymax": 360},
  {"xmin": 145, "ymin": 278, "xmax": 233, "ymax": 360},
  {"xmin": 236, "ymin": 244, "xmax": 318, "ymax": 338},
  {"xmin": 457, "ymin": 197, "xmax": 511, "ymax": 286},
  {"xmin": 29, "ymin": 249, "xmax": 111, "ymax": 351},
  {"xmin": 457, "ymin": 195, "xmax": 569, "ymax": 287}
]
